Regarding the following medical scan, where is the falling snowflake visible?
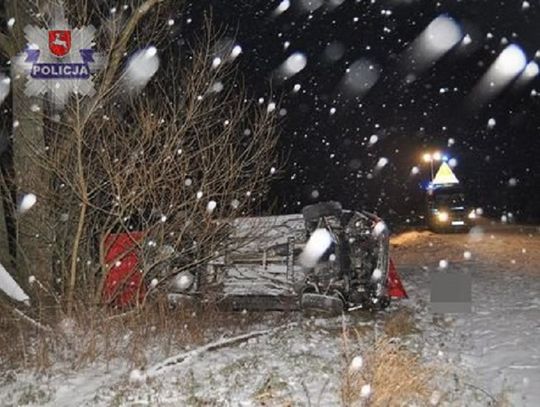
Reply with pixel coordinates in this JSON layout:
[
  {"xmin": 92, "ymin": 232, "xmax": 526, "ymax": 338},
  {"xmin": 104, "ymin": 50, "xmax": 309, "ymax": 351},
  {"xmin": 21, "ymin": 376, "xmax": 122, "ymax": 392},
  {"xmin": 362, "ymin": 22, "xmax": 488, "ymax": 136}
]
[
  {"xmin": 18, "ymin": 193, "xmax": 37, "ymax": 214},
  {"xmin": 299, "ymin": 228, "xmax": 333, "ymax": 268},
  {"xmin": 274, "ymin": 0, "xmax": 291, "ymax": 15},
  {"xmin": 230, "ymin": 44, "xmax": 242, "ymax": 59},
  {"xmin": 371, "ymin": 268, "xmax": 383, "ymax": 280},
  {"xmin": 373, "ymin": 221, "xmax": 387, "ymax": 236},
  {"xmin": 212, "ymin": 57, "xmax": 222, "ymax": 69},
  {"xmin": 360, "ymin": 384, "xmax": 372, "ymax": 398},
  {"xmin": 207, "ymin": 200, "xmax": 217, "ymax": 213},
  {"xmin": 349, "ymin": 355, "xmax": 363, "ymax": 372},
  {"xmin": 279, "ymin": 52, "xmax": 307, "ymax": 78},
  {"xmin": 376, "ymin": 157, "xmax": 389, "ymax": 169},
  {"xmin": 0, "ymin": 75, "xmax": 11, "ymax": 106},
  {"xmin": 125, "ymin": 46, "xmax": 160, "ymax": 90}
]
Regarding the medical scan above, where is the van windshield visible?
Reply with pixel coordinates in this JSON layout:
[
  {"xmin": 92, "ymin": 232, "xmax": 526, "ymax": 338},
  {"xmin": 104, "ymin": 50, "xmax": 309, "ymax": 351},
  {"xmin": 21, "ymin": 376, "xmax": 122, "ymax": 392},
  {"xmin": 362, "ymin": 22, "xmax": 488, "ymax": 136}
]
[{"xmin": 435, "ymin": 192, "xmax": 466, "ymax": 207}]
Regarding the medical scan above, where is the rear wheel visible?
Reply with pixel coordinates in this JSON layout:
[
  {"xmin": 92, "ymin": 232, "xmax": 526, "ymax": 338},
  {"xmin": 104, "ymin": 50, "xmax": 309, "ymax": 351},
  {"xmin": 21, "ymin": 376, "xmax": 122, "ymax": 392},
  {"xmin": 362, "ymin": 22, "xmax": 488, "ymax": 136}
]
[
  {"xmin": 302, "ymin": 202, "xmax": 343, "ymax": 234},
  {"xmin": 302, "ymin": 201, "xmax": 343, "ymax": 222},
  {"xmin": 300, "ymin": 287, "xmax": 345, "ymax": 315}
]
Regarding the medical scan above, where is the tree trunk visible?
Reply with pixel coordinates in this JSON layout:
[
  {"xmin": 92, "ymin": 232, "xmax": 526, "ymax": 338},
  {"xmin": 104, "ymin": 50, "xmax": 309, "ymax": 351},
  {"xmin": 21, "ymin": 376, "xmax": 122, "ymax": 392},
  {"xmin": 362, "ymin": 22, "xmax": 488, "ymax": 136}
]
[
  {"xmin": 11, "ymin": 66, "xmax": 52, "ymax": 286},
  {"xmin": 0, "ymin": 183, "xmax": 11, "ymax": 265},
  {"xmin": 3, "ymin": 0, "xmax": 53, "ymax": 289}
]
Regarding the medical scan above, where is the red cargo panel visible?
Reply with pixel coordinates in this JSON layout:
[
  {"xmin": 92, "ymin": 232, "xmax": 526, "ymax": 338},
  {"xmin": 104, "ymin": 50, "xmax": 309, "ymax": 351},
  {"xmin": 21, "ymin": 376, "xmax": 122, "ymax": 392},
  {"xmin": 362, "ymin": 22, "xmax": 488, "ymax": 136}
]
[{"xmin": 102, "ymin": 232, "xmax": 146, "ymax": 307}]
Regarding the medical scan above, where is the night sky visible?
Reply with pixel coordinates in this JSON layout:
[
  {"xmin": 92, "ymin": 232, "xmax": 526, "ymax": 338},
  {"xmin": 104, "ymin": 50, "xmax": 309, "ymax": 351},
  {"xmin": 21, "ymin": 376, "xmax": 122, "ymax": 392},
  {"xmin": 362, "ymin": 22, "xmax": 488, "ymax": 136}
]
[
  {"xmin": 183, "ymin": 0, "xmax": 540, "ymax": 224},
  {"xmin": 0, "ymin": 2, "xmax": 538, "ymax": 224}
]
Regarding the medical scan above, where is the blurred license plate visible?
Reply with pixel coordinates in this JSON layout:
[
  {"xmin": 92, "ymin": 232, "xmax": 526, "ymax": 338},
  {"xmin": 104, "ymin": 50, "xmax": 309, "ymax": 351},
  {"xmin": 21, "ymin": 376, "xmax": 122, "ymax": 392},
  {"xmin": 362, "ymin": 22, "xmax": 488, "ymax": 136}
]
[{"xmin": 452, "ymin": 221, "xmax": 465, "ymax": 226}]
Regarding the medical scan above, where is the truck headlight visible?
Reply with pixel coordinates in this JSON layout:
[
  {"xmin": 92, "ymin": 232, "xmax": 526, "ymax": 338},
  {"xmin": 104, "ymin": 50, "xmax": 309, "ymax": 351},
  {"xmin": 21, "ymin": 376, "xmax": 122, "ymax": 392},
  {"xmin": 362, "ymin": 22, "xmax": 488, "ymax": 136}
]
[
  {"xmin": 171, "ymin": 271, "xmax": 195, "ymax": 292},
  {"xmin": 468, "ymin": 210, "xmax": 477, "ymax": 219},
  {"xmin": 436, "ymin": 211, "xmax": 449, "ymax": 222}
]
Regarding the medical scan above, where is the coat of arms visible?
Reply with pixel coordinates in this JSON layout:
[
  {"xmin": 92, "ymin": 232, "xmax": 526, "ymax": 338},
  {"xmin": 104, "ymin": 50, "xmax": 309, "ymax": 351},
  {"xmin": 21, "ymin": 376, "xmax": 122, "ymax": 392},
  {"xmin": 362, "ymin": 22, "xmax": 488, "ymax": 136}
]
[{"xmin": 48, "ymin": 30, "xmax": 72, "ymax": 57}]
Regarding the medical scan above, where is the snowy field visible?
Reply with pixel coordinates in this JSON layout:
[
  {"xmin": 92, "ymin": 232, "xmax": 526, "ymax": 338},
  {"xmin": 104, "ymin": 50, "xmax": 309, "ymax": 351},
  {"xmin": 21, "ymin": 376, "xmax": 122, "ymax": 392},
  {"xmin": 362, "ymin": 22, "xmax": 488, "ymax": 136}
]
[{"xmin": 1, "ymin": 223, "xmax": 539, "ymax": 406}]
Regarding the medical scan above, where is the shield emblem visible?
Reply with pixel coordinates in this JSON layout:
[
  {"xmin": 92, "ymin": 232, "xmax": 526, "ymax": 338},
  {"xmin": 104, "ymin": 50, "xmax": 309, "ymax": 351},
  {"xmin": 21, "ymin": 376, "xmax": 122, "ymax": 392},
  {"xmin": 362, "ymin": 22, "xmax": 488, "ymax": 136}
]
[{"xmin": 48, "ymin": 30, "xmax": 71, "ymax": 57}]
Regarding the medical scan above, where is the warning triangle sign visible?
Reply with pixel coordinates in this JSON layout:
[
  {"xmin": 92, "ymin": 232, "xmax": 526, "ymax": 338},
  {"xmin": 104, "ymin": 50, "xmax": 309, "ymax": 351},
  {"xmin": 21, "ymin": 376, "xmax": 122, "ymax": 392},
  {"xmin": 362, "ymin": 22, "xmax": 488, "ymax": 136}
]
[{"xmin": 433, "ymin": 162, "xmax": 459, "ymax": 185}]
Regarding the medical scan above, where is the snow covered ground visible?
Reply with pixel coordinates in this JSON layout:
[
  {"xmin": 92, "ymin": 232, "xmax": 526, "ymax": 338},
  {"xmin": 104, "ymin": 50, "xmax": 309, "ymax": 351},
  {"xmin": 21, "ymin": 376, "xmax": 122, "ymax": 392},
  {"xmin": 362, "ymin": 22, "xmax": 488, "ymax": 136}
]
[
  {"xmin": 1, "ymin": 222, "xmax": 538, "ymax": 406},
  {"xmin": 392, "ymin": 223, "xmax": 540, "ymax": 406}
]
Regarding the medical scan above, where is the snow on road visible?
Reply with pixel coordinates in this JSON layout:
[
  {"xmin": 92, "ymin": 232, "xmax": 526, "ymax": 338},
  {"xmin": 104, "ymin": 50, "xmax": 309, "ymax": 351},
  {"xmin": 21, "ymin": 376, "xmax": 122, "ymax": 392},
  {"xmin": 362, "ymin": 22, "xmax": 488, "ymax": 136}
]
[
  {"xmin": 392, "ymin": 223, "xmax": 540, "ymax": 277},
  {"xmin": 1, "ymin": 223, "xmax": 538, "ymax": 406},
  {"xmin": 392, "ymin": 223, "xmax": 540, "ymax": 406}
]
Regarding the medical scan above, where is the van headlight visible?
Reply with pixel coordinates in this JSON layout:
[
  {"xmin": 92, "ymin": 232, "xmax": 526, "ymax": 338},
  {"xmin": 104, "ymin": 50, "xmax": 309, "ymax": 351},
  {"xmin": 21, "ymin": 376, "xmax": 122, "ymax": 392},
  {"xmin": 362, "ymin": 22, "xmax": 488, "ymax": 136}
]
[
  {"xmin": 436, "ymin": 211, "xmax": 449, "ymax": 222},
  {"xmin": 170, "ymin": 271, "xmax": 195, "ymax": 292}
]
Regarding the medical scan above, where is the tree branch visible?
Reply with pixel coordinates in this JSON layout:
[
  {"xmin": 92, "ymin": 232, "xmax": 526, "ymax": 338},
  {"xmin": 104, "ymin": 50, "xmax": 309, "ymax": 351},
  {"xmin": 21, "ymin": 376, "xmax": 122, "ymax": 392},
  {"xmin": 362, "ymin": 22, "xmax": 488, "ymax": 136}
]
[
  {"xmin": 99, "ymin": 0, "xmax": 162, "ymax": 94},
  {"xmin": 0, "ymin": 31, "xmax": 15, "ymax": 57}
]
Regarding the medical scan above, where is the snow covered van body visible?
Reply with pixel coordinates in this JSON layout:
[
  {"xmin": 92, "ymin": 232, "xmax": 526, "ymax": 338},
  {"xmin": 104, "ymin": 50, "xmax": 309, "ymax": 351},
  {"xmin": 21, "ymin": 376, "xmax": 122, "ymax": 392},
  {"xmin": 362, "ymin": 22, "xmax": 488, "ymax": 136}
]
[{"xmin": 169, "ymin": 202, "xmax": 394, "ymax": 313}]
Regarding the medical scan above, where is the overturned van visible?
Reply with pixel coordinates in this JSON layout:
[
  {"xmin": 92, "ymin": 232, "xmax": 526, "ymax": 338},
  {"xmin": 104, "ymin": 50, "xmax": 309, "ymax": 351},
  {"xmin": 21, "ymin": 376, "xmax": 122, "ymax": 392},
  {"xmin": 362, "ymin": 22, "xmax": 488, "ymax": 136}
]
[{"xmin": 168, "ymin": 202, "xmax": 404, "ymax": 313}]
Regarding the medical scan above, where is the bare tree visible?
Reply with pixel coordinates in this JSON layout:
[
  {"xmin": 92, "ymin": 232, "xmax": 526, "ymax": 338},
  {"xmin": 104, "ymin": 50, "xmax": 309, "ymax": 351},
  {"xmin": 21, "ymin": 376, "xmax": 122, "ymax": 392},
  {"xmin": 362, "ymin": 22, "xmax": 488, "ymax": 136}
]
[
  {"xmin": 1, "ymin": 1, "xmax": 50, "ymax": 287},
  {"xmin": 2, "ymin": 2, "xmax": 280, "ymax": 314}
]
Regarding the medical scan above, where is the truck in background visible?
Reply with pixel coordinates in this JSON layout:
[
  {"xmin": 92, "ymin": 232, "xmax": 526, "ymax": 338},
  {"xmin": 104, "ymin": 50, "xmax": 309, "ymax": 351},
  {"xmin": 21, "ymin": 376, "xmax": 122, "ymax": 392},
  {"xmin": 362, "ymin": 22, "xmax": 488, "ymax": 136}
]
[
  {"xmin": 425, "ymin": 161, "xmax": 477, "ymax": 232},
  {"xmin": 426, "ymin": 184, "xmax": 477, "ymax": 232}
]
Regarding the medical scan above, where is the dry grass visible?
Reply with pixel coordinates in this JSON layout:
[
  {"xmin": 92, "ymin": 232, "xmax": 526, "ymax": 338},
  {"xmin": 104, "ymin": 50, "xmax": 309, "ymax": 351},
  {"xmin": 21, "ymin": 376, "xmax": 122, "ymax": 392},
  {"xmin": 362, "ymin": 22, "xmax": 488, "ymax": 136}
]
[
  {"xmin": 341, "ymin": 333, "xmax": 434, "ymax": 407},
  {"xmin": 0, "ymin": 295, "xmax": 281, "ymax": 374},
  {"xmin": 492, "ymin": 389, "xmax": 513, "ymax": 407},
  {"xmin": 383, "ymin": 309, "xmax": 419, "ymax": 338},
  {"xmin": 253, "ymin": 373, "xmax": 294, "ymax": 406}
]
